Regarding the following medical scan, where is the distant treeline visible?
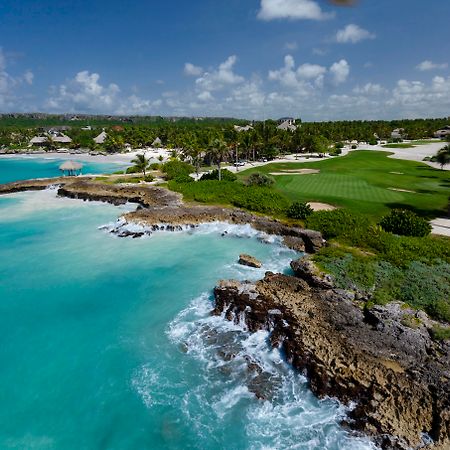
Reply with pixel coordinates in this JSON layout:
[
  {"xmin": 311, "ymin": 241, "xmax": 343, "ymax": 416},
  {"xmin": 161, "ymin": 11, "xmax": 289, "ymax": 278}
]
[{"xmin": 0, "ymin": 114, "xmax": 449, "ymax": 157}]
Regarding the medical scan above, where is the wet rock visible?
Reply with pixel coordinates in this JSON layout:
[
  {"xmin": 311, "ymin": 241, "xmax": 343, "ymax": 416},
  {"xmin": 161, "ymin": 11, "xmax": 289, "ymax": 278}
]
[
  {"xmin": 238, "ymin": 254, "xmax": 262, "ymax": 268},
  {"xmin": 213, "ymin": 273, "xmax": 450, "ymax": 449},
  {"xmin": 290, "ymin": 256, "xmax": 334, "ymax": 289}
]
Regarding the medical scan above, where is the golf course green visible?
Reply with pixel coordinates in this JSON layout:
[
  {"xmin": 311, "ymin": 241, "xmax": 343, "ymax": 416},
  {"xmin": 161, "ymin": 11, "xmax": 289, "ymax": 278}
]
[{"xmin": 239, "ymin": 151, "xmax": 450, "ymax": 218}]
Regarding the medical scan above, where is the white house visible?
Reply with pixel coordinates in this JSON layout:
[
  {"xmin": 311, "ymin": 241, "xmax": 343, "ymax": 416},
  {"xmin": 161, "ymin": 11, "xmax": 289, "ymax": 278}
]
[
  {"xmin": 93, "ymin": 131, "xmax": 108, "ymax": 144},
  {"xmin": 391, "ymin": 128, "xmax": 405, "ymax": 139},
  {"xmin": 234, "ymin": 124, "xmax": 253, "ymax": 132},
  {"xmin": 434, "ymin": 126, "xmax": 450, "ymax": 139}
]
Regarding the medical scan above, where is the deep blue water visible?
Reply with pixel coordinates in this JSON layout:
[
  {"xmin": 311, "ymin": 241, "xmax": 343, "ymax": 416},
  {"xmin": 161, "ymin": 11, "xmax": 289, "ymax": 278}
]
[{"xmin": 0, "ymin": 156, "xmax": 126, "ymax": 184}]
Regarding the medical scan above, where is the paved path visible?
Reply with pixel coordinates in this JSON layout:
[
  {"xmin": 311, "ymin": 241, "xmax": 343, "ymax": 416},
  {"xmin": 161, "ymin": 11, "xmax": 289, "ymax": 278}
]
[{"xmin": 431, "ymin": 218, "xmax": 450, "ymax": 237}]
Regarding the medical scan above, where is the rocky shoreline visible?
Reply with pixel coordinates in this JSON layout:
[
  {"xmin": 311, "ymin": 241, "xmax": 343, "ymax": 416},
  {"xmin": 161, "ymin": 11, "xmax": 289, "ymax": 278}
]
[
  {"xmin": 0, "ymin": 178, "xmax": 324, "ymax": 252},
  {"xmin": 1, "ymin": 177, "xmax": 449, "ymax": 448},
  {"xmin": 214, "ymin": 263, "xmax": 450, "ymax": 450}
]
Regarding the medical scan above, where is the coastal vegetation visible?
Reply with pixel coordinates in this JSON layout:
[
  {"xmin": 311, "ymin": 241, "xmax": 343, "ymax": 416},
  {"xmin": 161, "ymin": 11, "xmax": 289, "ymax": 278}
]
[{"xmin": 307, "ymin": 209, "xmax": 450, "ymax": 322}]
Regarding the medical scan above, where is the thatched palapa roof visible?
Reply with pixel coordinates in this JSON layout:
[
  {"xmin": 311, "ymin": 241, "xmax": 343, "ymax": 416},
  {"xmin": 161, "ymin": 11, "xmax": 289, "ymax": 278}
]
[{"xmin": 59, "ymin": 161, "xmax": 83, "ymax": 171}]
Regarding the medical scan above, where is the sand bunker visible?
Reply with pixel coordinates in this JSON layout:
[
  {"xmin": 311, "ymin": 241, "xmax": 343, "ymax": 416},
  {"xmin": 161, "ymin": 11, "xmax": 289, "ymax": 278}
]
[
  {"xmin": 308, "ymin": 202, "xmax": 336, "ymax": 211},
  {"xmin": 270, "ymin": 169, "xmax": 320, "ymax": 176},
  {"xmin": 388, "ymin": 187, "xmax": 416, "ymax": 193}
]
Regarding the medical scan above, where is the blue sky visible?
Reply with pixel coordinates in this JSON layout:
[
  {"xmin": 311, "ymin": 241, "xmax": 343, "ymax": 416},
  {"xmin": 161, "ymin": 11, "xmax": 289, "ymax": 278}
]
[{"xmin": 1, "ymin": 0, "xmax": 449, "ymax": 120}]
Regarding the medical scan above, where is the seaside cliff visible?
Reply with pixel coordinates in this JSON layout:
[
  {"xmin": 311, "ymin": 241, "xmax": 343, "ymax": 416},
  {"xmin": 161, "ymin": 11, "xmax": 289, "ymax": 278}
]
[
  {"xmin": 214, "ymin": 267, "xmax": 450, "ymax": 449},
  {"xmin": 0, "ymin": 177, "xmax": 449, "ymax": 448}
]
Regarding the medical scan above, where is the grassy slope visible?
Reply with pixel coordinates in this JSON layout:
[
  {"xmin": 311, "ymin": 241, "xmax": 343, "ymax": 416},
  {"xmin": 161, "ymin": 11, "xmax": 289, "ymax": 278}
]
[{"xmin": 238, "ymin": 151, "xmax": 450, "ymax": 219}]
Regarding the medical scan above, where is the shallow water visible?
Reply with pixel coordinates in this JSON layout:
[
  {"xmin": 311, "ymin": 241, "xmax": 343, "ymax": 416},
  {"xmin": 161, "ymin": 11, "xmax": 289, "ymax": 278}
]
[
  {"xmin": 0, "ymin": 156, "xmax": 126, "ymax": 184},
  {"xmin": 0, "ymin": 188, "xmax": 377, "ymax": 449}
]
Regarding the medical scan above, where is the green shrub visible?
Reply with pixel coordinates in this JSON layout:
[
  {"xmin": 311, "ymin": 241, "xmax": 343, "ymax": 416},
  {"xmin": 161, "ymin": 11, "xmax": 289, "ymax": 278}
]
[
  {"xmin": 162, "ymin": 160, "xmax": 194, "ymax": 180},
  {"xmin": 287, "ymin": 201, "xmax": 313, "ymax": 220},
  {"xmin": 150, "ymin": 163, "xmax": 160, "ymax": 170},
  {"xmin": 173, "ymin": 174, "xmax": 193, "ymax": 183},
  {"xmin": 305, "ymin": 209, "xmax": 370, "ymax": 241},
  {"xmin": 168, "ymin": 180, "xmax": 290, "ymax": 215},
  {"xmin": 200, "ymin": 169, "xmax": 237, "ymax": 182},
  {"xmin": 431, "ymin": 325, "xmax": 450, "ymax": 341},
  {"xmin": 351, "ymin": 144, "xmax": 357, "ymax": 149},
  {"xmin": 330, "ymin": 147, "xmax": 342, "ymax": 155},
  {"xmin": 144, "ymin": 174, "xmax": 154, "ymax": 182},
  {"xmin": 368, "ymin": 138, "xmax": 378, "ymax": 145},
  {"xmin": 126, "ymin": 166, "xmax": 140, "ymax": 174},
  {"xmin": 335, "ymin": 142, "xmax": 344, "ymax": 149},
  {"xmin": 245, "ymin": 172, "xmax": 275, "ymax": 187},
  {"xmin": 379, "ymin": 209, "xmax": 431, "ymax": 237}
]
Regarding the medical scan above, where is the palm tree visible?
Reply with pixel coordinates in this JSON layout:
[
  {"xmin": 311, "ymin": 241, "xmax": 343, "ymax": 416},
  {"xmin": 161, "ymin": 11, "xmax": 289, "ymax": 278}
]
[
  {"xmin": 131, "ymin": 153, "xmax": 150, "ymax": 177},
  {"xmin": 435, "ymin": 145, "xmax": 450, "ymax": 170},
  {"xmin": 208, "ymin": 138, "xmax": 228, "ymax": 181}
]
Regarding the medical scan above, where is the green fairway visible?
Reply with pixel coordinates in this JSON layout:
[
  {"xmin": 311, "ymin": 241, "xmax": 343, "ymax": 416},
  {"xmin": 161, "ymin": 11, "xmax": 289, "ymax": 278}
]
[{"xmin": 238, "ymin": 151, "xmax": 450, "ymax": 219}]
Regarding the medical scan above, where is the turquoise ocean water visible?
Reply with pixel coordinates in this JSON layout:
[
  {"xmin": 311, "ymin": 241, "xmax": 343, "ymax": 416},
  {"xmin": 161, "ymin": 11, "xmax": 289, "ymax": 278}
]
[
  {"xmin": 0, "ymin": 161, "xmax": 376, "ymax": 449},
  {"xmin": 0, "ymin": 156, "xmax": 126, "ymax": 184}
]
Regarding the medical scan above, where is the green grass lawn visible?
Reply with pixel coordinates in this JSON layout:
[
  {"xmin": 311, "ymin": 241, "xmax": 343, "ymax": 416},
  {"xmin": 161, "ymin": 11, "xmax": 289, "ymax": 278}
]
[
  {"xmin": 238, "ymin": 151, "xmax": 450, "ymax": 219},
  {"xmin": 382, "ymin": 143, "xmax": 415, "ymax": 149},
  {"xmin": 410, "ymin": 139, "xmax": 443, "ymax": 145}
]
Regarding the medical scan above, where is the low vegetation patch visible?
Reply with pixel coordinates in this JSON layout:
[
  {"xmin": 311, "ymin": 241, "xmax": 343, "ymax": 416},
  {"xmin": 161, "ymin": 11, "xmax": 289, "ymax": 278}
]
[
  {"xmin": 309, "ymin": 209, "xmax": 450, "ymax": 322},
  {"xmin": 168, "ymin": 179, "xmax": 290, "ymax": 215}
]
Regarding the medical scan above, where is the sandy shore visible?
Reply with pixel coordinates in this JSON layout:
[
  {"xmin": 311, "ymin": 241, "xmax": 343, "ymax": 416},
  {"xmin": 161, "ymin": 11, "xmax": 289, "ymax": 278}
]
[{"xmin": 0, "ymin": 148, "xmax": 172, "ymax": 165}]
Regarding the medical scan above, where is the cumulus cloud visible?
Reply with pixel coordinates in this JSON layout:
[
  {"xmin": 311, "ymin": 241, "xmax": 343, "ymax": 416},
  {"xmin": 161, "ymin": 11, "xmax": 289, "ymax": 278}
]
[
  {"xmin": 284, "ymin": 41, "xmax": 298, "ymax": 51},
  {"xmin": 184, "ymin": 63, "xmax": 203, "ymax": 76},
  {"xmin": 46, "ymin": 70, "xmax": 161, "ymax": 115},
  {"xmin": 353, "ymin": 83, "xmax": 386, "ymax": 95},
  {"xmin": 268, "ymin": 55, "xmax": 349, "ymax": 92},
  {"xmin": 23, "ymin": 70, "xmax": 34, "ymax": 85},
  {"xmin": 330, "ymin": 59, "xmax": 350, "ymax": 84},
  {"xmin": 0, "ymin": 47, "xmax": 34, "ymax": 109},
  {"xmin": 195, "ymin": 55, "xmax": 244, "ymax": 92},
  {"xmin": 335, "ymin": 24, "xmax": 375, "ymax": 44},
  {"xmin": 416, "ymin": 60, "xmax": 448, "ymax": 71},
  {"xmin": 257, "ymin": 0, "xmax": 333, "ymax": 21}
]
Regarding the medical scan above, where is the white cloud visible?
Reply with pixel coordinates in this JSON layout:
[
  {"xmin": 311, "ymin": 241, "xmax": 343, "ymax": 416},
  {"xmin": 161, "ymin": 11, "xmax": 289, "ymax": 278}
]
[
  {"xmin": 184, "ymin": 63, "xmax": 203, "ymax": 76},
  {"xmin": 335, "ymin": 24, "xmax": 375, "ymax": 44},
  {"xmin": 257, "ymin": 0, "xmax": 333, "ymax": 21},
  {"xmin": 195, "ymin": 55, "xmax": 244, "ymax": 91},
  {"xmin": 329, "ymin": 59, "xmax": 350, "ymax": 84},
  {"xmin": 269, "ymin": 55, "xmax": 349, "ymax": 92},
  {"xmin": 23, "ymin": 70, "xmax": 34, "ymax": 85},
  {"xmin": 297, "ymin": 63, "xmax": 326, "ymax": 79},
  {"xmin": 284, "ymin": 41, "xmax": 298, "ymax": 51},
  {"xmin": 46, "ymin": 70, "xmax": 161, "ymax": 115},
  {"xmin": 353, "ymin": 83, "xmax": 386, "ymax": 95},
  {"xmin": 416, "ymin": 60, "xmax": 448, "ymax": 71},
  {"xmin": 0, "ymin": 47, "xmax": 35, "ymax": 109},
  {"xmin": 197, "ymin": 90, "xmax": 214, "ymax": 101}
]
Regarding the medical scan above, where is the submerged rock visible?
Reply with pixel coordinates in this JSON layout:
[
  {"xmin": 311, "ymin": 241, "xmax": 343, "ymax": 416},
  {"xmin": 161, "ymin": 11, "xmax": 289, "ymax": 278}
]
[
  {"xmin": 213, "ymin": 273, "xmax": 450, "ymax": 449},
  {"xmin": 238, "ymin": 254, "xmax": 262, "ymax": 268}
]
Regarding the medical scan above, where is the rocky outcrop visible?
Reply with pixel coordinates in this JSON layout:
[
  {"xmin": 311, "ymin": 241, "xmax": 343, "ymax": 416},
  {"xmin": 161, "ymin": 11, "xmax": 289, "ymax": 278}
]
[
  {"xmin": 213, "ymin": 273, "xmax": 450, "ymax": 449},
  {"xmin": 238, "ymin": 254, "xmax": 262, "ymax": 268},
  {"xmin": 290, "ymin": 256, "xmax": 334, "ymax": 289},
  {"xmin": 57, "ymin": 180, "xmax": 182, "ymax": 208},
  {"xmin": 0, "ymin": 177, "xmax": 325, "ymax": 253}
]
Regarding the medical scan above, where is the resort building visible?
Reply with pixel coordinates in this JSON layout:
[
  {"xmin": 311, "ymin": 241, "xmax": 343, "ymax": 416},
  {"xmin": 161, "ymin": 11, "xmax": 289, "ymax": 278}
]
[
  {"xmin": 93, "ymin": 131, "xmax": 108, "ymax": 144},
  {"xmin": 29, "ymin": 132, "xmax": 72, "ymax": 146},
  {"xmin": 434, "ymin": 126, "xmax": 450, "ymax": 139},
  {"xmin": 234, "ymin": 124, "xmax": 253, "ymax": 132},
  {"xmin": 277, "ymin": 118, "xmax": 298, "ymax": 132},
  {"xmin": 391, "ymin": 128, "xmax": 405, "ymax": 139}
]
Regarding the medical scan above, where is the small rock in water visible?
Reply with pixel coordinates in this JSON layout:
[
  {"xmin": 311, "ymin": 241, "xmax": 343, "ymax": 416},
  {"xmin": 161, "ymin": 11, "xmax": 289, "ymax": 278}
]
[{"xmin": 238, "ymin": 254, "xmax": 262, "ymax": 268}]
